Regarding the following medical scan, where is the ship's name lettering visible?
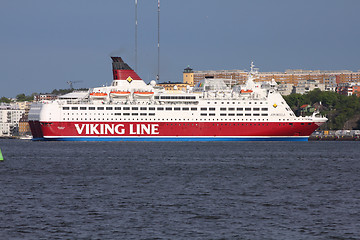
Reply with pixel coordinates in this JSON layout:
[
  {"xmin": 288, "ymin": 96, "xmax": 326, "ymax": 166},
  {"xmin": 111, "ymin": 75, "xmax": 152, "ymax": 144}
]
[
  {"xmin": 270, "ymin": 113, "xmax": 285, "ymax": 116},
  {"xmin": 74, "ymin": 124, "xmax": 159, "ymax": 135}
]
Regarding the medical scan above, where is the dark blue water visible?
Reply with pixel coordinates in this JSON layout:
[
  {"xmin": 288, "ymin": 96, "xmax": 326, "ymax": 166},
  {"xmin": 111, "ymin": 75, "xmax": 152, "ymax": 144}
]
[{"xmin": 0, "ymin": 139, "xmax": 359, "ymax": 239}]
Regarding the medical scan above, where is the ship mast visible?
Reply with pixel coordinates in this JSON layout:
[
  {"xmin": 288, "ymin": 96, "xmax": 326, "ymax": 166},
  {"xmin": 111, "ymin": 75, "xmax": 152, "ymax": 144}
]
[
  {"xmin": 135, "ymin": 0, "xmax": 138, "ymax": 71},
  {"xmin": 157, "ymin": 0, "xmax": 160, "ymax": 83}
]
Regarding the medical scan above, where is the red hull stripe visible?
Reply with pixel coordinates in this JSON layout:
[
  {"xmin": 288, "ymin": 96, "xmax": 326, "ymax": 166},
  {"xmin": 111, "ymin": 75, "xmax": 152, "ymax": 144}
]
[{"xmin": 37, "ymin": 121, "xmax": 320, "ymax": 138}]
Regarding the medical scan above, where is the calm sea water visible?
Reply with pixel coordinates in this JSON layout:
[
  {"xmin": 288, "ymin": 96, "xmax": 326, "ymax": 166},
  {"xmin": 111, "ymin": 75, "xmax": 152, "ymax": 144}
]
[{"xmin": 0, "ymin": 139, "xmax": 359, "ymax": 240}]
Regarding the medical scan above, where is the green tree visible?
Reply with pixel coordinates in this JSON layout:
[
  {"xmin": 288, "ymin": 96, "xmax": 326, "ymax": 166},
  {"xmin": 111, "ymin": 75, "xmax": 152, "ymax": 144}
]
[
  {"xmin": 16, "ymin": 93, "xmax": 27, "ymax": 102},
  {"xmin": 0, "ymin": 96, "xmax": 11, "ymax": 103}
]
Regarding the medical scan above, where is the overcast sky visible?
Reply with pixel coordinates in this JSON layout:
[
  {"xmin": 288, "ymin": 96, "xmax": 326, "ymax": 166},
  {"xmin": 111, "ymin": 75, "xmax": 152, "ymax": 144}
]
[{"xmin": 1, "ymin": 0, "xmax": 359, "ymax": 97}]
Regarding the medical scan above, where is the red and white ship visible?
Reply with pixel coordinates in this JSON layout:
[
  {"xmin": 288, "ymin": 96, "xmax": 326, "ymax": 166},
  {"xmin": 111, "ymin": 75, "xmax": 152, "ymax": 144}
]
[{"xmin": 28, "ymin": 57, "xmax": 327, "ymax": 141}]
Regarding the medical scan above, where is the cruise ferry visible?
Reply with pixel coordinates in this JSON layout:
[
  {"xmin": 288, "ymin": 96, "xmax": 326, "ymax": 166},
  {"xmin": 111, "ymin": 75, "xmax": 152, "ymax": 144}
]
[{"xmin": 28, "ymin": 57, "xmax": 327, "ymax": 141}]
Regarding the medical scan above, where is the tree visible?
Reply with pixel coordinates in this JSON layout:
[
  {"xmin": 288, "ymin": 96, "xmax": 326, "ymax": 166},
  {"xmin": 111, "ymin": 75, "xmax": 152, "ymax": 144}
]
[
  {"xmin": 0, "ymin": 96, "xmax": 11, "ymax": 103},
  {"xmin": 16, "ymin": 93, "xmax": 27, "ymax": 102}
]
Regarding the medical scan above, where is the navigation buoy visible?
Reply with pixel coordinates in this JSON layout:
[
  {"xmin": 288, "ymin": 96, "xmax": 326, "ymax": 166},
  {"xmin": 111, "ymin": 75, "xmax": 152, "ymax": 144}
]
[{"xmin": 0, "ymin": 149, "xmax": 3, "ymax": 161}]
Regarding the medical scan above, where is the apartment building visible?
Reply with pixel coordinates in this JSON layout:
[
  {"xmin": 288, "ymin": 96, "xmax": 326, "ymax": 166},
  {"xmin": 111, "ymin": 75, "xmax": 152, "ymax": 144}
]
[{"xmin": 0, "ymin": 105, "xmax": 25, "ymax": 136}]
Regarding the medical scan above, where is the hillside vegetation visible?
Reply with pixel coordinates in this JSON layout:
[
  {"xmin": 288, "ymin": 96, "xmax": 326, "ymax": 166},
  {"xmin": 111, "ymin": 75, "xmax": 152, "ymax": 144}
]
[{"xmin": 283, "ymin": 89, "xmax": 360, "ymax": 130}]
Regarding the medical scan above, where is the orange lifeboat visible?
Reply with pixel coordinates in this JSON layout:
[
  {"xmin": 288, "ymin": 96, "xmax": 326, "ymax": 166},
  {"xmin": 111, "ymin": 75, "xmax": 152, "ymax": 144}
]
[
  {"xmin": 90, "ymin": 92, "xmax": 108, "ymax": 99},
  {"xmin": 240, "ymin": 90, "xmax": 253, "ymax": 94}
]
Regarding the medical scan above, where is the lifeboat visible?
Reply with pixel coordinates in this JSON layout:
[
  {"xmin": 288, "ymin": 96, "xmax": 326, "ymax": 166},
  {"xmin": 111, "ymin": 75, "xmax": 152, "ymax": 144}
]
[
  {"xmin": 133, "ymin": 91, "xmax": 154, "ymax": 98},
  {"xmin": 110, "ymin": 91, "xmax": 131, "ymax": 98},
  {"xmin": 90, "ymin": 92, "xmax": 108, "ymax": 99},
  {"xmin": 240, "ymin": 90, "xmax": 253, "ymax": 94}
]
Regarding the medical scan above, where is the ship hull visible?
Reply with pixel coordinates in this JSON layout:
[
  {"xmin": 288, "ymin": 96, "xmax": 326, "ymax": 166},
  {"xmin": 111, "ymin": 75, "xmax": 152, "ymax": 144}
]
[{"xmin": 29, "ymin": 120, "xmax": 322, "ymax": 141}]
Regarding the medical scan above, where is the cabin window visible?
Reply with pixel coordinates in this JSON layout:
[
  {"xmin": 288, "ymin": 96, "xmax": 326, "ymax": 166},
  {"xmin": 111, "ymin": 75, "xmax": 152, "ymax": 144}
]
[
  {"xmin": 253, "ymin": 108, "xmax": 260, "ymax": 111},
  {"xmin": 191, "ymin": 108, "xmax": 197, "ymax": 111},
  {"xmin": 115, "ymin": 107, "xmax": 121, "ymax": 110},
  {"xmin": 245, "ymin": 108, "xmax": 251, "ymax": 111},
  {"xmin": 63, "ymin": 107, "xmax": 69, "ymax": 110},
  {"xmin": 123, "ymin": 107, "xmax": 130, "ymax": 110},
  {"xmin": 123, "ymin": 113, "xmax": 130, "ymax": 116},
  {"xmin": 220, "ymin": 113, "xmax": 226, "ymax": 116},
  {"xmin": 115, "ymin": 113, "xmax": 121, "ymax": 115},
  {"xmin": 209, "ymin": 108, "xmax": 215, "ymax": 111},
  {"xmin": 228, "ymin": 108, "xmax": 235, "ymax": 111},
  {"xmin": 182, "ymin": 107, "xmax": 189, "ymax": 111},
  {"xmin": 262, "ymin": 108, "xmax": 268, "ymax": 111},
  {"xmin": 201, "ymin": 108, "xmax": 207, "ymax": 111},
  {"xmin": 245, "ymin": 113, "xmax": 251, "ymax": 116},
  {"xmin": 201, "ymin": 113, "xmax": 207, "ymax": 116},
  {"xmin": 132, "ymin": 113, "xmax": 138, "ymax": 116},
  {"xmin": 106, "ymin": 107, "xmax": 113, "ymax": 110},
  {"xmin": 237, "ymin": 108, "xmax": 243, "ymax": 111},
  {"xmin": 72, "ymin": 107, "xmax": 78, "ymax": 110},
  {"xmin": 220, "ymin": 108, "xmax": 226, "ymax": 111},
  {"xmin": 237, "ymin": 113, "xmax": 243, "ymax": 116},
  {"xmin": 132, "ymin": 107, "xmax": 138, "ymax": 110},
  {"xmin": 157, "ymin": 107, "xmax": 164, "ymax": 110},
  {"xmin": 80, "ymin": 107, "xmax": 86, "ymax": 110},
  {"xmin": 166, "ymin": 107, "xmax": 172, "ymax": 110},
  {"xmin": 140, "ymin": 107, "xmax": 147, "ymax": 110},
  {"xmin": 261, "ymin": 113, "xmax": 268, "ymax": 116},
  {"xmin": 149, "ymin": 113, "xmax": 155, "ymax": 116},
  {"xmin": 174, "ymin": 108, "xmax": 180, "ymax": 111},
  {"xmin": 97, "ymin": 107, "xmax": 104, "ymax": 110}
]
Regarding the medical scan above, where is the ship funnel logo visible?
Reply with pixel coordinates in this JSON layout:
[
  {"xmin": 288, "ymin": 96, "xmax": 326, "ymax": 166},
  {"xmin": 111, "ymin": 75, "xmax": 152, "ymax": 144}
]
[{"xmin": 127, "ymin": 76, "xmax": 133, "ymax": 83}]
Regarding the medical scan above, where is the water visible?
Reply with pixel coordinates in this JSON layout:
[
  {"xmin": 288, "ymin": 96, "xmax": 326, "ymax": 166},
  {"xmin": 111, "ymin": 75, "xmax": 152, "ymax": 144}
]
[{"xmin": 0, "ymin": 139, "xmax": 359, "ymax": 240}]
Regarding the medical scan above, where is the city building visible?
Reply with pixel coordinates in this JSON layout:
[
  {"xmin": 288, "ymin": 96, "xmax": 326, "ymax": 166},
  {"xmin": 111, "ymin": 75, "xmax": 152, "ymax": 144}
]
[
  {"xmin": 294, "ymin": 80, "xmax": 325, "ymax": 94},
  {"xmin": 277, "ymin": 83, "xmax": 294, "ymax": 96},
  {"xmin": 183, "ymin": 66, "xmax": 360, "ymax": 93},
  {"xmin": 156, "ymin": 82, "xmax": 190, "ymax": 91},
  {"xmin": 336, "ymin": 82, "xmax": 360, "ymax": 97},
  {"xmin": 34, "ymin": 94, "xmax": 57, "ymax": 101},
  {"xmin": 0, "ymin": 104, "xmax": 25, "ymax": 137},
  {"xmin": 19, "ymin": 114, "xmax": 31, "ymax": 136}
]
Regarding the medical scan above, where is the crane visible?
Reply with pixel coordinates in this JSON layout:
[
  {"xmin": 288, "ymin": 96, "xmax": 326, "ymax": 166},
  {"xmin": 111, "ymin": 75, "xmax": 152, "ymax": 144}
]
[{"xmin": 66, "ymin": 81, "xmax": 83, "ymax": 89}]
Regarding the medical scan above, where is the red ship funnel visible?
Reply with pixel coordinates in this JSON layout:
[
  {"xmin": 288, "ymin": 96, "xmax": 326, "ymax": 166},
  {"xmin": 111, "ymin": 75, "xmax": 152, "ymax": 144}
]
[{"xmin": 111, "ymin": 56, "xmax": 142, "ymax": 81}]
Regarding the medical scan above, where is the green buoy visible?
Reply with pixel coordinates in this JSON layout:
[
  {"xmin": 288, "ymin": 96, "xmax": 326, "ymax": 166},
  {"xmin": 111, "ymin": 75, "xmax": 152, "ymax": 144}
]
[{"xmin": 0, "ymin": 149, "xmax": 3, "ymax": 161}]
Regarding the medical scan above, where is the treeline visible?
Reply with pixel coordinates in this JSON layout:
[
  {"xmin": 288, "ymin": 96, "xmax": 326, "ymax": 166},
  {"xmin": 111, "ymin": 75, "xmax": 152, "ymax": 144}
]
[
  {"xmin": 0, "ymin": 88, "xmax": 89, "ymax": 103},
  {"xmin": 283, "ymin": 89, "xmax": 360, "ymax": 130}
]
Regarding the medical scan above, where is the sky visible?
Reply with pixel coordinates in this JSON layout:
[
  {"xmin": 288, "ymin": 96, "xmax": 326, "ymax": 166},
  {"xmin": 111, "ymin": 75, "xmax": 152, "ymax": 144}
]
[{"xmin": 1, "ymin": 0, "xmax": 360, "ymax": 98}]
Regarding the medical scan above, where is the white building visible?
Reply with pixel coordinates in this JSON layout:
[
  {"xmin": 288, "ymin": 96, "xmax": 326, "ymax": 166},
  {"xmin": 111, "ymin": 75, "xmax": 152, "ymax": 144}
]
[
  {"xmin": 0, "ymin": 104, "xmax": 25, "ymax": 136},
  {"xmin": 277, "ymin": 83, "xmax": 294, "ymax": 95},
  {"xmin": 294, "ymin": 80, "xmax": 325, "ymax": 94}
]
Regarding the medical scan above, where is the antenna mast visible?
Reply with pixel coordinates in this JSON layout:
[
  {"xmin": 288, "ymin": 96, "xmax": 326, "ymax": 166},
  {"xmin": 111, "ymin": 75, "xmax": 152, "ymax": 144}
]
[
  {"xmin": 157, "ymin": 0, "xmax": 160, "ymax": 82},
  {"xmin": 135, "ymin": 0, "xmax": 138, "ymax": 71}
]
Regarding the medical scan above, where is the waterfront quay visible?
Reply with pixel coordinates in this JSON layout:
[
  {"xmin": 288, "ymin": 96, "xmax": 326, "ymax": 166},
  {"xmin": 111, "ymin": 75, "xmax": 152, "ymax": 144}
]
[{"xmin": 309, "ymin": 130, "xmax": 360, "ymax": 141}]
